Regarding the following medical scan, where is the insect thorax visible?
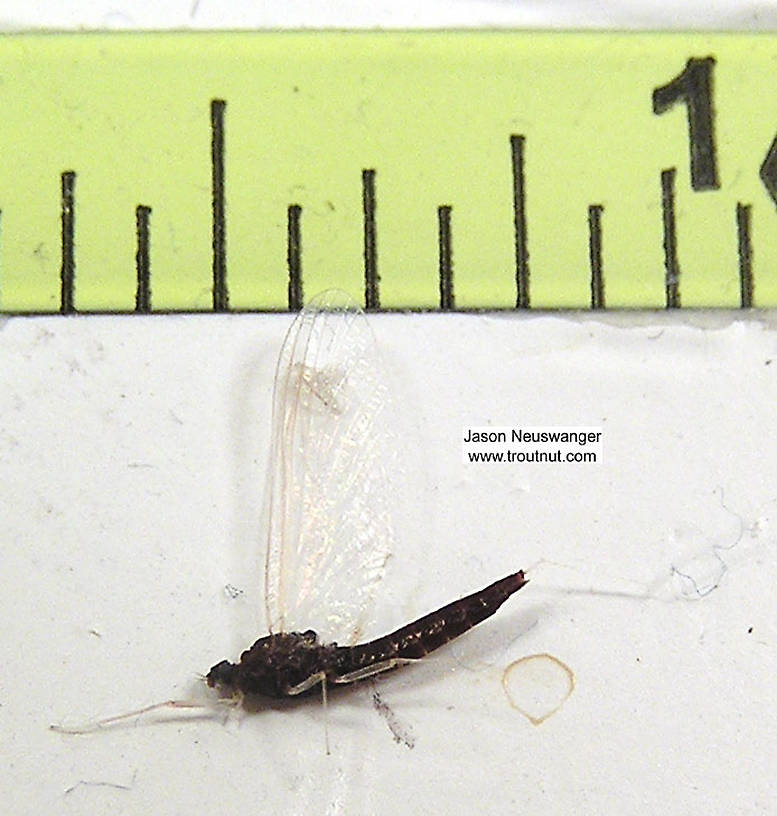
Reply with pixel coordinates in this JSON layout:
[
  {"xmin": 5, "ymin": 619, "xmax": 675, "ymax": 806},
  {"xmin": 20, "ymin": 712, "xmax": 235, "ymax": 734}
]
[{"xmin": 209, "ymin": 630, "xmax": 338, "ymax": 698}]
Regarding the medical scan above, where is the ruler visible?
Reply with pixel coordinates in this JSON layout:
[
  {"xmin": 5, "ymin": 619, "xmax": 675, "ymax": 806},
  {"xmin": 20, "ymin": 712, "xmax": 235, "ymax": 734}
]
[{"xmin": 1, "ymin": 31, "xmax": 776, "ymax": 313}]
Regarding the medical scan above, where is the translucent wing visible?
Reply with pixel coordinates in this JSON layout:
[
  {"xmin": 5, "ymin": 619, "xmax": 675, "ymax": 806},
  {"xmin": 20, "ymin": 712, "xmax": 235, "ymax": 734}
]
[{"xmin": 264, "ymin": 290, "xmax": 394, "ymax": 646}]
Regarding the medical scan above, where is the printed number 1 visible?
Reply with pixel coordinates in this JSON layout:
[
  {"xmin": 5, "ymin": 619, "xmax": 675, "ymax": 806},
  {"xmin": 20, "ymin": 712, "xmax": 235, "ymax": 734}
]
[{"xmin": 652, "ymin": 57, "xmax": 719, "ymax": 191}]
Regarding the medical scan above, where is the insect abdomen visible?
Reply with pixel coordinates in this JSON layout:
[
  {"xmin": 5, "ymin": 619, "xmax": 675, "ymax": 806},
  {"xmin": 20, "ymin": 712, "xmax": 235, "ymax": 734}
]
[{"xmin": 339, "ymin": 571, "xmax": 528, "ymax": 670}]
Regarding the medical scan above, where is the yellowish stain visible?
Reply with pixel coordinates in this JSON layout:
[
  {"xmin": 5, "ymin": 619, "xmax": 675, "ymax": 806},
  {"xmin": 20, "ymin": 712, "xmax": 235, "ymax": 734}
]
[{"xmin": 502, "ymin": 652, "xmax": 575, "ymax": 725}]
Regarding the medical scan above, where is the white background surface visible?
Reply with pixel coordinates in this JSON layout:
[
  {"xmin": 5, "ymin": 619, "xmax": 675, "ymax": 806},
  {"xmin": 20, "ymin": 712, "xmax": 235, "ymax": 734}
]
[
  {"xmin": 4, "ymin": 314, "xmax": 777, "ymax": 815},
  {"xmin": 2, "ymin": 3, "xmax": 777, "ymax": 816},
  {"xmin": 0, "ymin": 0, "xmax": 777, "ymax": 30}
]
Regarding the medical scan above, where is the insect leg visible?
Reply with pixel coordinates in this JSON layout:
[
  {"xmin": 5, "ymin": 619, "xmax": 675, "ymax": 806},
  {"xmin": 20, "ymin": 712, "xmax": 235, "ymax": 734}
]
[
  {"xmin": 321, "ymin": 676, "xmax": 330, "ymax": 756},
  {"xmin": 331, "ymin": 658, "xmax": 422, "ymax": 685},
  {"xmin": 49, "ymin": 697, "xmax": 238, "ymax": 735},
  {"xmin": 284, "ymin": 670, "xmax": 328, "ymax": 696},
  {"xmin": 284, "ymin": 672, "xmax": 331, "ymax": 754}
]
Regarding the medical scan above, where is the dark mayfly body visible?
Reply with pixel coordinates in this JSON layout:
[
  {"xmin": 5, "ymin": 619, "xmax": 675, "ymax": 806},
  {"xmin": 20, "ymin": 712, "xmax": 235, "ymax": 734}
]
[{"xmin": 205, "ymin": 571, "xmax": 527, "ymax": 699}]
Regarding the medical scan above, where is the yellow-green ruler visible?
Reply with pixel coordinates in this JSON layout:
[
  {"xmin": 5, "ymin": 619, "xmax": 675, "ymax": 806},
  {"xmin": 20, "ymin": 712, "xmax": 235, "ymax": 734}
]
[{"xmin": 1, "ymin": 30, "xmax": 777, "ymax": 313}]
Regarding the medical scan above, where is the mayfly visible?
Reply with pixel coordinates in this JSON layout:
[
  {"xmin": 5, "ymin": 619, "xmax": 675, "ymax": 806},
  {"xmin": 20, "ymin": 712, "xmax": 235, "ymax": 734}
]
[{"xmin": 51, "ymin": 290, "xmax": 527, "ymax": 735}]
